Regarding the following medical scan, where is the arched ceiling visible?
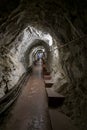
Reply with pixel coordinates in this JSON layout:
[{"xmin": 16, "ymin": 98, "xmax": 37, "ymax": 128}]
[
  {"xmin": 0, "ymin": 1, "xmax": 87, "ymax": 129},
  {"xmin": 29, "ymin": 47, "xmax": 46, "ymax": 65},
  {"xmin": 23, "ymin": 39, "xmax": 51, "ymax": 68}
]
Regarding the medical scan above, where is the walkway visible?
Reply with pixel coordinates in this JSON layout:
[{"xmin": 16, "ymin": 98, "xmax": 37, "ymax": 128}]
[
  {"xmin": 0, "ymin": 59, "xmax": 78, "ymax": 130},
  {"xmin": 0, "ymin": 59, "xmax": 52, "ymax": 130}
]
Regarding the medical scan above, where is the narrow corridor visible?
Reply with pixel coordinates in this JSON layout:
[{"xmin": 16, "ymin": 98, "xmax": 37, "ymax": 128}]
[
  {"xmin": 0, "ymin": 60, "xmax": 52, "ymax": 130},
  {"xmin": 0, "ymin": 59, "xmax": 78, "ymax": 130},
  {"xmin": 0, "ymin": 1, "xmax": 87, "ymax": 130}
]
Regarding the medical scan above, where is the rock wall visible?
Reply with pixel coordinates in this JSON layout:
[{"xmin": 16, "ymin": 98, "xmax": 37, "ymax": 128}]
[
  {"xmin": 57, "ymin": 37, "xmax": 87, "ymax": 130},
  {"xmin": 0, "ymin": 0, "xmax": 87, "ymax": 129},
  {"xmin": 0, "ymin": 24, "xmax": 58, "ymax": 98}
]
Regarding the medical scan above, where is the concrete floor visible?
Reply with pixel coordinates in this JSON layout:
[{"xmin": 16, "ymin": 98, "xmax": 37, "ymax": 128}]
[
  {"xmin": 0, "ymin": 59, "xmax": 78, "ymax": 130},
  {"xmin": 0, "ymin": 60, "xmax": 52, "ymax": 130}
]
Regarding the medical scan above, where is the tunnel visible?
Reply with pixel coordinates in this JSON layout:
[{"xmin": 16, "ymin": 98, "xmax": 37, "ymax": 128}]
[{"xmin": 0, "ymin": 0, "xmax": 87, "ymax": 130}]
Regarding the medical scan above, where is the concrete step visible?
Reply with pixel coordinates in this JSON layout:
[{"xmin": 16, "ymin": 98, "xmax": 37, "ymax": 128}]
[
  {"xmin": 46, "ymin": 88, "xmax": 65, "ymax": 107},
  {"xmin": 49, "ymin": 109, "xmax": 77, "ymax": 130},
  {"xmin": 45, "ymin": 80, "xmax": 54, "ymax": 88},
  {"xmin": 43, "ymin": 68, "xmax": 48, "ymax": 73},
  {"xmin": 44, "ymin": 72, "xmax": 50, "ymax": 75},
  {"xmin": 44, "ymin": 75, "xmax": 52, "ymax": 80}
]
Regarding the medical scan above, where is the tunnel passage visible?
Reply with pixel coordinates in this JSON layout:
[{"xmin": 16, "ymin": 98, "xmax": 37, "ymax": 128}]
[
  {"xmin": 0, "ymin": 59, "xmax": 78, "ymax": 130},
  {"xmin": 29, "ymin": 47, "xmax": 47, "ymax": 65},
  {"xmin": 24, "ymin": 40, "xmax": 52, "ymax": 69},
  {"xmin": 0, "ymin": 0, "xmax": 87, "ymax": 130}
]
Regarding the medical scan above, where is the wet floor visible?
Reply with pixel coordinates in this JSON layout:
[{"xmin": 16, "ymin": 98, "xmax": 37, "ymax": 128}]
[
  {"xmin": 0, "ymin": 60, "xmax": 52, "ymax": 130},
  {"xmin": 0, "ymin": 59, "xmax": 78, "ymax": 130}
]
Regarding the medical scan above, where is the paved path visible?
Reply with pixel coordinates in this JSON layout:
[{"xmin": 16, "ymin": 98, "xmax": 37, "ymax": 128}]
[
  {"xmin": 0, "ymin": 60, "xmax": 52, "ymax": 130},
  {"xmin": 0, "ymin": 59, "xmax": 78, "ymax": 130},
  {"xmin": 2, "ymin": 77, "xmax": 51, "ymax": 130}
]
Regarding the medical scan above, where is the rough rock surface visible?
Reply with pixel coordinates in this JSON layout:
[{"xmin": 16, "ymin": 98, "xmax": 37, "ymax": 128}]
[{"xmin": 0, "ymin": 0, "xmax": 87, "ymax": 130}]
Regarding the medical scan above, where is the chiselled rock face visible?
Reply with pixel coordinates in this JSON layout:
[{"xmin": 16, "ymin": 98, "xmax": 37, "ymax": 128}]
[{"xmin": 0, "ymin": 0, "xmax": 87, "ymax": 129}]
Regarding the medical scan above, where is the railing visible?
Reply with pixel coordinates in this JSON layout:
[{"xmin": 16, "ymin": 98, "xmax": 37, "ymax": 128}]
[{"xmin": 0, "ymin": 66, "xmax": 32, "ymax": 115}]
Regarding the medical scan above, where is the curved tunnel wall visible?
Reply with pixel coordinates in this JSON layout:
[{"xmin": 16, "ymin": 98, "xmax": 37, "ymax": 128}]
[
  {"xmin": 0, "ymin": 25, "xmax": 61, "ymax": 97},
  {"xmin": 29, "ymin": 46, "xmax": 46, "ymax": 66},
  {"xmin": 24, "ymin": 39, "xmax": 52, "ymax": 68},
  {"xmin": 0, "ymin": 0, "xmax": 87, "ymax": 129}
]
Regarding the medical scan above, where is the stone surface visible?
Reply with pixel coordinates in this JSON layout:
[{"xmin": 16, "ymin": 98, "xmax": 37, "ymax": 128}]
[
  {"xmin": 0, "ymin": 0, "xmax": 87, "ymax": 130},
  {"xmin": 0, "ymin": 62, "xmax": 51, "ymax": 130}
]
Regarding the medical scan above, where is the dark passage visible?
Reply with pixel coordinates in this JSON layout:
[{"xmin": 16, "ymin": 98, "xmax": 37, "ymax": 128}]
[{"xmin": 0, "ymin": 0, "xmax": 87, "ymax": 130}]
